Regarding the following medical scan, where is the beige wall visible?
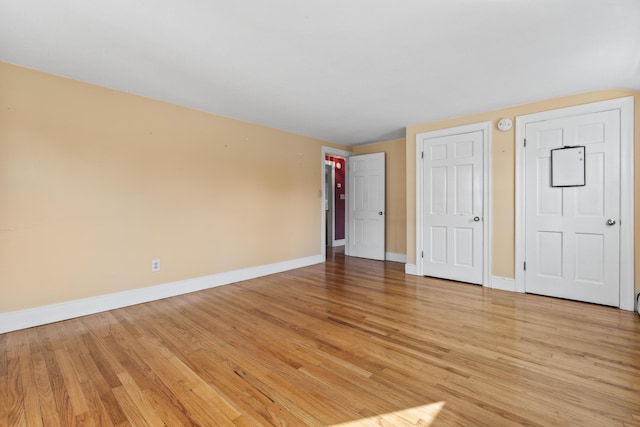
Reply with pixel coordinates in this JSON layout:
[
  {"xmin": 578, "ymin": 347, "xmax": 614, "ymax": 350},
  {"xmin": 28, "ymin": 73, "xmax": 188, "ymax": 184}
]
[
  {"xmin": 406, "ymin": 89, "xmax": 640, "ymax": 293},
  {"xmin": 2, "ymin": 61, "xmax": 636, "ymax": 314},
  {"xmin": 353, "ymin": 139, "xmax": 406, "ymax": 255},
  {"xmin": 0, "ymin": 62, "xmax": 347, "ymax": 313}
]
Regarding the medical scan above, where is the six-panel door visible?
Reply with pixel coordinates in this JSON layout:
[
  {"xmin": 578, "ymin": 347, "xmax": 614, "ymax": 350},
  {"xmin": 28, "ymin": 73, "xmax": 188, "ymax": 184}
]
[
  {"xmin": 422, "ymin": 131, "xmax": 484, "ymax": 284},
  {"xmin": 524, "ymin": 110, "xmax": 620, "ymax": 306},
  {"xmin": 348, "ymin": 153, "xmax": 386, "ymax": 261}
]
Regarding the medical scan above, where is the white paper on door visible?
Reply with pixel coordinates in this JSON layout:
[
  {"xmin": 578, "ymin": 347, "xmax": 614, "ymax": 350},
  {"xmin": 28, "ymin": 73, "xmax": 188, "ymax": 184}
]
[{"xmin": 550, "ymin": 146, "xmax": 585, "ymax": 187}]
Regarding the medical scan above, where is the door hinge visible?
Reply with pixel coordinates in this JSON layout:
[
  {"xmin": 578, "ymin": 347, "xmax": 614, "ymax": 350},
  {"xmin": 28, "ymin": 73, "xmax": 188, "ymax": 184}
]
[
  {"xmin": 421, "ymin": 152, "xmax": 424, "ymax": 159},
  {"xmin": 421, "ymin": 251, "xmax": 424, "ymax": 258},
  {"xmin": 524, "ymin": 261, "xmax": 526, "ymax": 271},
  {"xmin": 524, "ymin": 138, "xmax": 527, "ymax": 148}
]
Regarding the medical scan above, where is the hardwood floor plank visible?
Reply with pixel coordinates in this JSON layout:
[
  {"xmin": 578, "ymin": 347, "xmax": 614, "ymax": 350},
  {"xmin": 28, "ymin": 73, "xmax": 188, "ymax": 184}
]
[
  {"xmin": 139, "ymin": 387, "xmax": 191, "ymax": 427},
  {"xmin": 65, "ymin": 337, "xmax": 114, "ymax": 418},
  {"xmin": 77, "ymin": 334, "xmax": 127, "ymax": 426},
  {"xmin": 78, "ymin": 379, "xmax": 114, "ymax": 427},
  {"xmin": 184, "ymin": 348, "xmax": 310, "ymax": 426},
  {"xmin": 35, "ymin": 325, "xmax": 85, "ymax": 426},
  {"xmin": 73, "ymin": 411, "xmax": 98, "ymax": 427},
  {"xmin": 0, "ymin": 333, "xmax": 7, "ymax": 376},
  {"xmin": 111, "ymin": 386, "xmax": 157, "ymax": 427},
  {"xmin": 114, "ymin": 371, "xmax": 166, "ymax": 427},
  {"xmin": 78, "ymin": 333, "xmax": 123, "ymax": 391},
  {"xmin": 133, "ymin": 303, "xmax": 323, "ymax": 424},
  {"xmin": 30, "ymin": 355, "xmax": 57, "ymax": 427},
  {"xmin": 6, "ymin": 332, "xmax": 27, "ymax": 427},
  {"xmin": 0, "ymin": 331, "xmax": 8, "ymax": 427},
  {"xmin": 111, "ymin": 311, "xmax": 257, "ymax": 425},
  {"xmin": 141, "ymin": 354, "xmax": 233, "ymax": 426},
  {"xmin": 82, "ymin": 316, "xmax": 209, "ymax": 426},
  {"xmin": 53, "ymin": 348, "xmax": 89, "ymax": 417},
  {"xmin": 164, "ymin": 354, "xmax": 241, "ymax": 421},
  {"xmin": 2, "ymin": 250, "xmax": 639, "ymax": 426},
  {"xmin": 0, "ymin": 374, "xmax": 7, "ymax": 427}
]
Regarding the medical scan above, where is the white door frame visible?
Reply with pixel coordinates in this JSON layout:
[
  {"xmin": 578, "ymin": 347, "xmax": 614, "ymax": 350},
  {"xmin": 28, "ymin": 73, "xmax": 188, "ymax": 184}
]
[
  {"xmin": 321, "ymin": 146, "xmax": 352, "ymax": 261},
  {"xmin": 325, "ymin": 160, "xmax": 335, "ymax": 247},
  {"xmin": 416, "ymin": 122, "xmax": 492, "ymax": 286},
  {"xmin": 515, "ymin": 97, "xmax": 635, "ymax": 311}
]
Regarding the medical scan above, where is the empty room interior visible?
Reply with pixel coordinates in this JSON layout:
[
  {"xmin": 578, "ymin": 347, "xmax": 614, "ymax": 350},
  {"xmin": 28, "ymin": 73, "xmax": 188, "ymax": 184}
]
[{"xmin": 1, "ymin": 1, "xmax": 640, "ymax": 426}]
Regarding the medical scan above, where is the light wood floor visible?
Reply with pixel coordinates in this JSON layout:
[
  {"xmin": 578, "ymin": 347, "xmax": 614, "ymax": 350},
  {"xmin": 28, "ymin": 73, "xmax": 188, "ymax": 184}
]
[{"xmin": 2, "ymin": 249, "xmax": 639, "ymax": 426}]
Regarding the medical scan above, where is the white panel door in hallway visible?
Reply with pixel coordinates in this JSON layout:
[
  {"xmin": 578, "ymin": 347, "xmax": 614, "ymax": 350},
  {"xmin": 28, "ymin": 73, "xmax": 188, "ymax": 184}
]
[
  {"xmin": 421, "ymin": 131, "xmax": 484, "ymax": 284},
  {"xmin": 524, "ymin": 110, "xmax": 620, "ymax": 306},
  {"xmin": 347, "ymin": 153, "xmax": 385, "ymax": 260}
]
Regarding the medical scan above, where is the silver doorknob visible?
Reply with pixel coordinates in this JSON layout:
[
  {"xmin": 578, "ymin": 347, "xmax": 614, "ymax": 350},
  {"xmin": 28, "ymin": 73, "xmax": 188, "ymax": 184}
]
[
  {"xmin": 607, "ymin": 219, "xmax": 616, "ymax": 226},
  {"xmin": 473, "ymin": 216, "xmax": 480, "ymax": 222},
  {"xmin": 379, "ymin": 211, "xmax": 383, "ymax": 215}
]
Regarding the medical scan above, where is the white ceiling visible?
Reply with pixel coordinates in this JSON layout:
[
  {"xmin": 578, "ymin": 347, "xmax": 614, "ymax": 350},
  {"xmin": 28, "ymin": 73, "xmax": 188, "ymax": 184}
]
[{"xmin": 1, "ymin": 1, "xmax": 639, "ymax": 146}]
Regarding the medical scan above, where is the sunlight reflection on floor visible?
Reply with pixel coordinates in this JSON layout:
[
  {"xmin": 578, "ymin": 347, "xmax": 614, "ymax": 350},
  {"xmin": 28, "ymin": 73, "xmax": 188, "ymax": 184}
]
[{"xmin": 329, "ymin": 401, "xmax": 446, "ymax": 426}]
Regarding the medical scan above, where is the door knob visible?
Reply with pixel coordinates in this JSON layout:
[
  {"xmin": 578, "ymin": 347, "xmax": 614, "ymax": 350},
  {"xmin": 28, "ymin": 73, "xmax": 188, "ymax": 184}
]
[
  {"xmin": 607, "ymin": 219, "xmax": 616, "ymax": 226},
  {"xmin": 378, "ymin": 211, "xmax": 383, "ymax": 215},
  {"xmin": 473, "ymin": 217, "xmax": 480, "ymax": 222}
]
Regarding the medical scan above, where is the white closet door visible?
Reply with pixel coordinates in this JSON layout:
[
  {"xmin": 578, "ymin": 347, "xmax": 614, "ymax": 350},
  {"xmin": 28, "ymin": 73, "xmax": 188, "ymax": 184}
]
[
  {"xmin": 422, "ymin": 131, "xmax": 484, "ymax": 284},
  {"xmin": 524, "ymin": 110, "xmax": 620, "ymax": 306}
]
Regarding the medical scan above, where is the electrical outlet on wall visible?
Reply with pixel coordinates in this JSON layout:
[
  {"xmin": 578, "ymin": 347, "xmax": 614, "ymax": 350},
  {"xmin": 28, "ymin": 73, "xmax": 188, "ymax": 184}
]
[{"xmin": 151, "ymin": 259, "xmax": 161, "ymax": 272}]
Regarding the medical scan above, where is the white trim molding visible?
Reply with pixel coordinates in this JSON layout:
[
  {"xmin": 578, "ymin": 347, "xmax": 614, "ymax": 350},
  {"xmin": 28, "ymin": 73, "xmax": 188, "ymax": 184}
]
[
  {"xmin": 490, "ymin": 276, "xmax": 516, "ymax": 292},
  {"xmin": 0, "ymin": 254, "xmax": 323, "ymax": 334},
  {"xmin": 386, "ymin": 252, "xmax": 407, "ymax": 263},
  {"xmin": 515, "ymin": 96, "xmax": 634, "ymax": 311},
  {"xmin": 415, "ymin": 121, "xmax": 492, "ymax": 286},
  {"xmin": 333, "ymin": 239, "xmax": 345, "ymax": 247},
  {"xmin": 321, "ymin": 146, "xmax": 352, "ymax": 261},
  {"xmin": 405, "ymin": 264, "xmax": 417, "ymax": 275}
]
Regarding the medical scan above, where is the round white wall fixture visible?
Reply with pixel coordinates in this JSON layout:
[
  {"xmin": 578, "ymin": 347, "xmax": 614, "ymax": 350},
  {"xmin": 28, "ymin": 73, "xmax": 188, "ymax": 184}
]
[{"xmin": 497, "ymin": 118, "xmax": 513, "ymax": 131}]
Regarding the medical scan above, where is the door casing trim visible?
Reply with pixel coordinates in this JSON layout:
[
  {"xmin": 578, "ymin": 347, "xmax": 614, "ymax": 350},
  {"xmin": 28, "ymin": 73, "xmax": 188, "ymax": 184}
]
[
  {"xmin": 321, "ymin": 147, "xmax": 352, "ymax": 262},
  {"xmin": 415, "ymin": 121, "xmax": 492, "ymax": 286},
  {"xmin": 515, "ymin": 96, "xmax": 635, "ymax": 310}
]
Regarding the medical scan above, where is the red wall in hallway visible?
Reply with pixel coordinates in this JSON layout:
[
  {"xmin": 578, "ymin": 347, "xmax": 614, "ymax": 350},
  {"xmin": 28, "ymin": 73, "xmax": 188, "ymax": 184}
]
[{"xmin": 326, "ymin": 156, "xmax": 345, "ymax": 241}]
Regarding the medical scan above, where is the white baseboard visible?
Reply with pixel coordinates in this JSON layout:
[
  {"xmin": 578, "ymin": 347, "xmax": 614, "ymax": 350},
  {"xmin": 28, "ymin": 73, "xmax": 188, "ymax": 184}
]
[
  {"xmin": 490, "ymin": 276, "xmax": 516, "ymax": 292},
  {"xmin": 332, "ymin": 239, "xmax": 345, "ymax": 247},
  {"xmin": 405, "ymin": 264, "xmax": 417, "ymax": 275},
  {"xmin": 0, "ymin": 254, "xmax": 324, "ymax": 334},
  {"xmin": 385, "ymin": 252, "xmax": 407, "ymax": 263}
]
